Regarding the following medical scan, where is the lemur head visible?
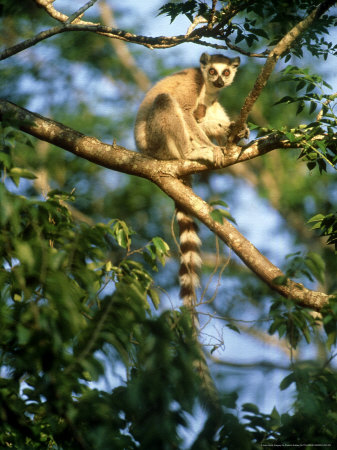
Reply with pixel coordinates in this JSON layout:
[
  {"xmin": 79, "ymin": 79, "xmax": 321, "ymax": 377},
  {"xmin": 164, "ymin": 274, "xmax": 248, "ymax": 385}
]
[{"xmin": 200, "ymin": 52, "xmax": 240, "ymax": 91}]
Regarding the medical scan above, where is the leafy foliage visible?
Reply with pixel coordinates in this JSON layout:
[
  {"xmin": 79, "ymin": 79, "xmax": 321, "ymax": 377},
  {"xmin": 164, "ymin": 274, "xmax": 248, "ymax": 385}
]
[
  {"xmin": 268, "ymin": 298, "xmax": 319, "ymax": 348},
  {"xmin": 274, "ymin": 250, "xmax": 326, "ymax": 286},
  {"xmin": 309, "ymin": 213, "xmax": 337, "ymax": 252},
  {"xmin": 279, "ymin": 366, "xmax": 337, "ymax": 445},
  {"xmin": 159, "ymin": 0, "xmax": 208, "ymax": 23},
  {"xmin": 0, "ymin": 159, "xmax": 201, "ymax": 448}
]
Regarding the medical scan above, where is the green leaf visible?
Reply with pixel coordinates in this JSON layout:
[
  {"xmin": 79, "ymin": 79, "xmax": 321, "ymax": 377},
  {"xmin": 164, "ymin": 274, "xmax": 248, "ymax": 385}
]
[
  {"xmin": 111, "ymin": 220, "xmax": 133, "ymax": 249},
  {"xmin": 296, "ymin": 101, "xmax": 305, "ymax": 115},
  {"xmin": 309, "ymin": 101, "xmax": 317, "ymax": 114},
  {"xmin": 210, "ymin": 209, "xmax": 224, "ymax": 224},
  {"xmin": 149, "ymin": 288, "xmax": 160, "ymax": 310},
  {"xmin": 308, "ymin": 214, "xmax": 325, "ymax": 224},
  {"xmin": 304, "ymin": 252, "xmax": 325, "ymax": 284},
  {"xmin": 15, "ymin": 241, "xmax": 35, "ymax": 269},
  {"xmin": 274, "ymin": 95, "xmax": 295, "ymax": 106},
  {"xmin": 316, "ymin": 140, "xmax": 327, "ymax": 153},
  {"xmin": 301, "ymin": 326, "xmax": 311, "ymax": 344},
  {"xmin": 0, "ymin": 152, "xmax": 12, "ymax": 168},
  {"xmin": 9, "ymin": 167, "xmax": 37, "ymax": 180},
  {"xmin": 152, "ymin": 236, "xmax": 170, "ymax": 255},
  {"xmin": 247, "ymin": 122, "xmax": 260, "ymax": 130},
  {"xmin": 273, "ymin": 275, "xmax": 288, "ymax": 286},
  {"xmin": 226, "ymin": 323, "xmax": 240, "ymax": 334},
  {"xmin": 47, "ymin": 189, "xmax": 76, "ymax": 202},
  {"xmin": 210, "ymin": 200, "xmax": 229, "ymax": 208},
  {"xmin": 210, "ymin": 205, "xmax": 237, "ymax": 224},
  {"xmin": 280, "ymin": 373, "xmax": 295, "ymax": 391},
  {"xmin": 242, "ymin": 403, "xmax": 259, "ymax": 414},
  {"xmin": 284, "ymin": 131, "xmax": 298, "ymax": 143}
]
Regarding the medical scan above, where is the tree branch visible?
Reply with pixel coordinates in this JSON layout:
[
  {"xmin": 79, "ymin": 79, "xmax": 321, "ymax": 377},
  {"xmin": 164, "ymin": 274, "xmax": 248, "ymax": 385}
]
[
  {"xmin": 0, "ymin": 0, "xmax": 235, "ymax": 61},
  {"xmin": 34, "ymin": 0, "xmax": 99, "ymax": 25},
  {"xmin": 0, "ymin": 23, "xmax": 209, "ymax": 61},
  {"xmin": 0, "ymin": 99, "xmax": 333, "ymax": 310},
  {"xmin": 229, "ymin": 0, "xmax": 337, "ymax": 142},
  {"xmin": 65, "ymin": 0, "xmax": 99, "ymax": 25}
]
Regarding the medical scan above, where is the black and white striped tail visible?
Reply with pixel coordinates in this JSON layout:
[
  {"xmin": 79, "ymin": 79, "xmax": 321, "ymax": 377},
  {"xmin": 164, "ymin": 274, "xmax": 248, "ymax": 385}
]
[
  {"xmin": 177, "ymin": 206, "xmax": 221, "ymax": 418},
  {"xmin": 176, "ymin": 208, "xmax": 202, "ymax": 330}
]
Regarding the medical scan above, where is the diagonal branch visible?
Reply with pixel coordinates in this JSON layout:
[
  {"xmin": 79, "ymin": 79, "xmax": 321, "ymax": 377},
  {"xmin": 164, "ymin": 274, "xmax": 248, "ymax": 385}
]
[
  {"xmin": 0, "ymin": 100, "xmax": 305, "ymax": 176},
  {"xmin": 0, "ymin": 99, "xmax": 333, "ymax": 310},
  {"xmin": 34, "ymin": 0, "xmax": 98, "ymax": 25},
  {"xmin": 66, "ymin": 0, "xmax": 99, "ymax": 25},
  {"xmin": 229, "ymin": 0, "xmax": 337, "ymax": 142}
]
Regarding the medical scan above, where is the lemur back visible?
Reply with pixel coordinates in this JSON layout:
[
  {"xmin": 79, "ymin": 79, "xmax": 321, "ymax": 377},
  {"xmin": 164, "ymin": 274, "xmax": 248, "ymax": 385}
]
[{"xmin": 134, "ymin": 53, "xmax": 240, "ymax": 329}]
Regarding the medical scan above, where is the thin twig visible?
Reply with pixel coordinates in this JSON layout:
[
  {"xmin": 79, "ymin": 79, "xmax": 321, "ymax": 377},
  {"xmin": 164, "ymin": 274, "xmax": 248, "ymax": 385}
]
[
  {"xmin": 186, "ymin": 16, "xmax": 208, "ymax": 35},
  {"xmin": 34, "ymin": 0, "xmax": 98, "ymax": 25},
  {"xmin": 65, "ymin": 0, "xmax": 99, "ymax": 24},
  {"xmin": 316, "ymin": 92, "xmax": 337, "ymax": 121},
  {"xmin": 224, "ymin": 38, "xmax": 269, "ymax": 58},
  {"xmin": 199, "ymin": 236, "xmax": 222, "ymax": 305},
  {"xmin": 306, "ymin": 142, "xmax": 337, "ymax": 170},
  {"xmin": 208, "ymin": 0, "xmax": 218, "ymax": 30}
]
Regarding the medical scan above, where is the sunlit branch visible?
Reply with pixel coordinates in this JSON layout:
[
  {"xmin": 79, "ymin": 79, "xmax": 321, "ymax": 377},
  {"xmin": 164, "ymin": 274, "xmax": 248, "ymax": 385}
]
[
  {"xmin": 34, "ymin": 0, "xmax": 98, "ymax": 25},
  {"xmin": 0, "ymin": 99, "xmax": 333, "ymax": 310}
]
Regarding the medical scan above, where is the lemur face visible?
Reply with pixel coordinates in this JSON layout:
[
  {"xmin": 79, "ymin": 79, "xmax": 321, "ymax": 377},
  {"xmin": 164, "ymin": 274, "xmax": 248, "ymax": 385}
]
[{"xmin": 200, "ymin": 53, "xmax": 240, "ymax": 90}]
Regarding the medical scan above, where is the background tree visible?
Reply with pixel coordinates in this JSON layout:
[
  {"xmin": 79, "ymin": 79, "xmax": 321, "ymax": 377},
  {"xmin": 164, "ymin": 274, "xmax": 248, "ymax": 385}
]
[{"xmin": 1, "ymin": 0, "xmax": 337, "ymax": 448}]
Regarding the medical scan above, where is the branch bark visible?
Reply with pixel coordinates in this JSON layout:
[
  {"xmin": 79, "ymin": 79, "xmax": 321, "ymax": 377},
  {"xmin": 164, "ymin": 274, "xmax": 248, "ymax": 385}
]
[
  {"xmin": 0, "ymin": 99, "xmax": 333, "ymax": 310},
  {"xmin": 34, "ymin": 0, "xmax": 99, "ymax": 25}
]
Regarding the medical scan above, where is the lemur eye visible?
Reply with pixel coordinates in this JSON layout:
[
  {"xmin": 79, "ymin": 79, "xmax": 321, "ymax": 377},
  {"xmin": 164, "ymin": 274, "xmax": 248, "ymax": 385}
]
[
  {"xmin": 208, "ymin": 68, "xmax": 217, "ymax": 76},
  {"xmin": 223, "ymin": 69, "xmax": 230, "ymax": 77}
]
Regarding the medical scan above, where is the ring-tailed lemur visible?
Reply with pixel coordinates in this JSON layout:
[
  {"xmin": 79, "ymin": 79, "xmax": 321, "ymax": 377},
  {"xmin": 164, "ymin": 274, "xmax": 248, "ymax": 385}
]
[{"xmin": 135, "ymin": 52, "xmax": 242, "ymax": 329}]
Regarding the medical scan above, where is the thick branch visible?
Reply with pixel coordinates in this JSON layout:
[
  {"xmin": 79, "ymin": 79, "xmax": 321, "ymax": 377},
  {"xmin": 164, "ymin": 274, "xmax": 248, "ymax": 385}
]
[
  {"xmin": 0, "ymin": 99, "xmax": 332, "ymax": 310},
  {"xmin": 229, "ymin": 0, "xmax": 336, "ymax": 142},
  {"xmin": 156, "ymin": 177, "xmax": 331, "ymax": 310},
  {"xmin": 0, "ymin": 100, "xmax": 303, "ymax": 176}
]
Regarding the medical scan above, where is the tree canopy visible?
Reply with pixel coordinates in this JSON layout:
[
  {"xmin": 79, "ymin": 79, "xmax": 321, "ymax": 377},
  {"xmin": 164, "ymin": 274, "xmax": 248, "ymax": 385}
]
[{"xmin": 1, "ymin": 0, "xmax": 337, "ymax": 448}]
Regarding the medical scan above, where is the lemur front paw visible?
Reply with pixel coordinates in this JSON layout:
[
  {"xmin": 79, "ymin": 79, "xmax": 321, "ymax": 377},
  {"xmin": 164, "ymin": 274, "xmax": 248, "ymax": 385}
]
[
  {"xmin": 186, "ymin": 146, "xmax": 225, "ymax": 167},
  {"xmin": 238, "ymin": 123, "xmax": 250, "ymax": 140},
  {"xmin": 228, "ymin": 121, "xmax": 250, "ymax": 142},
  {"xmin": 212, "ymin": 146, "xmax": 226, "ymax": 167}
]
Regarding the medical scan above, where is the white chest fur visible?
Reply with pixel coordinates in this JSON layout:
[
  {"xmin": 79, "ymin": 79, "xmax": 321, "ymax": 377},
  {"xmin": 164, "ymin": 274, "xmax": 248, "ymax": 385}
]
[{"xmin": 196, "ymin": 89, "xmax": 231, "ymax": 145}]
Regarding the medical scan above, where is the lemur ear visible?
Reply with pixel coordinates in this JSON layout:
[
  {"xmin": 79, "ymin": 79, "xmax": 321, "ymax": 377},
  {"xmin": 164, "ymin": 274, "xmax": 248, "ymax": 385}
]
[
  {"xmin": 200, "ymin": 52, "xmax": 210, "ymax": 66},
  {"xmin": 231, "ymin": 56, "xmax": 241, "ymax": 67}
]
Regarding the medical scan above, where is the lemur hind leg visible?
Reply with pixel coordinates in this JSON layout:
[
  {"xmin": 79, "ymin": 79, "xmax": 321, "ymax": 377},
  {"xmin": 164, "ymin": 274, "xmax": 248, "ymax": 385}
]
[
  {"xmin": 145, "ymin": 93, "xmax": 191, "ymax": 160},
  {"xmin": 182, "ymin": 114, "xmax": 226, "ymax": 166}
]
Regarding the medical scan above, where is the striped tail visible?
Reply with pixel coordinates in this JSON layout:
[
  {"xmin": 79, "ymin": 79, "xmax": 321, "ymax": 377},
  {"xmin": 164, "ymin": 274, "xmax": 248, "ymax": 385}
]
[
  {"xmin": 176, "ymin": 207, "xmax": 202, "ymax": 331},
  {"xmin": 176, "ymin": 205, "xmax": 222, "ymax": 427}
]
